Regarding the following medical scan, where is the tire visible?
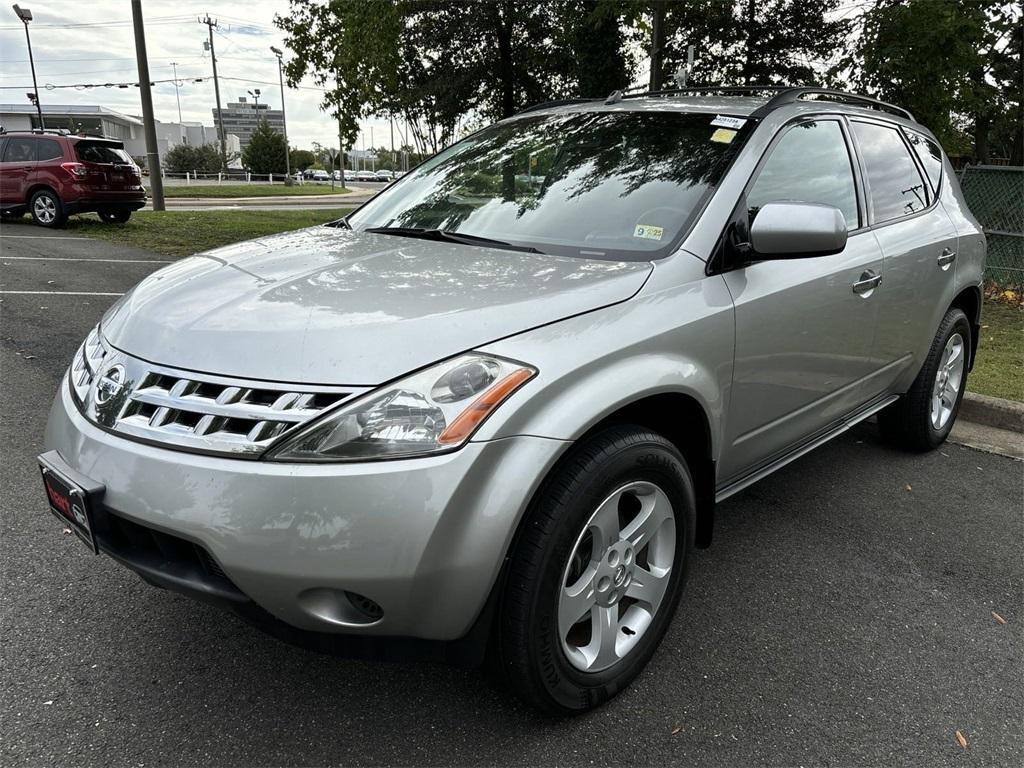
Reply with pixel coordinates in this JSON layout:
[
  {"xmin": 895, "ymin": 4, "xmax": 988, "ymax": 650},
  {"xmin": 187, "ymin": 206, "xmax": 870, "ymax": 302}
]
[
  {"xmin": 29, "ymin": 189, "xmax": 67, "ymax": 228},
  {"xmin": 99, "ymin": 210, "xmax": 132, "ymax": 224},
  {"xmin": 879, "ymin": 307, "xmax": 971, "ymax": 452},
  {"xmin": 497, "ymin": 425, "xmax": 696, "ymax": 714}
]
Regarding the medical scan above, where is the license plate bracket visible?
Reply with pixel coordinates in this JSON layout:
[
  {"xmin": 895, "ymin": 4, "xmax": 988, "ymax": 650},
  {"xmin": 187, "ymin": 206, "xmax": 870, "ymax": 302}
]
[{"xmin": 38, "ymin": 450, "xmax": 105, "ymax": 554}]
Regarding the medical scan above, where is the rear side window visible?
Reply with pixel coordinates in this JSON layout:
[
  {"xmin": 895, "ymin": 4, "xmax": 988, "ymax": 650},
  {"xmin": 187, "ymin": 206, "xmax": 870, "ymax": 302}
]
[
  {"xmin": 75, "ymin": 141, "xmax": 131, "ymax": 164},
  {"xmin": 747, "ymin": 120, "xmax": 859, "ymax": 230},
  {"xmin": 36, "ymin": 138, "xmax": 64, "ymax": 162},
  {"xmin": 851, "ymin": 121, "xmax": 928, "ymax": 223},
  {"xmin": 903, "ymin": 128, "xmax": 943, "ymax": 194},
  {"xmin": 2, "ymin": 137, "xmax": 36, "ymax": 163}
]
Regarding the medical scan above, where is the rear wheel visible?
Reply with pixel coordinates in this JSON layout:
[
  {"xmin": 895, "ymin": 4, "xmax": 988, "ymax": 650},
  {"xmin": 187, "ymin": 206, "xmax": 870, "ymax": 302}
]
[
  {"xmin": 99, "ymin": 210, "xmax": 132, "ymax": 224},
  {"xmin": 497, "ymin": 425, "xmax": 695, "ymax": 714},
  {"xmin": 30, "ymin": 189, "xmax": 67, "ymax": 228},
  {"xmin": 879, "ymin": 307, "xmax": 971, "ymax": 451}
]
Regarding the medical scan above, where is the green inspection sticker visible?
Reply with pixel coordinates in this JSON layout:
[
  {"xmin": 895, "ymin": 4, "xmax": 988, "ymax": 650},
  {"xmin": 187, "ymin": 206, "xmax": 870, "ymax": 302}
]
[{"xmin": 634, "ymin": 224, "xmax": 664, "ymax": 241}]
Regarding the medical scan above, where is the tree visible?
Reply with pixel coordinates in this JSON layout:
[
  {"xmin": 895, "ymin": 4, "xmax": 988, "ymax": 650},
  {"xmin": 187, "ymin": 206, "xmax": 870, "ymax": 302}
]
[
  {"xmin": 164, "ymin": 143, "xmax": 224, "ymax": 173},
  {"xmin": 242, "ymin": 118, "xmax": 288, "ymax": 174},
  {"xmin": 845, "ymin": 0, "xmax": 1020, "ymax": 159},
  {"xmin": 289, "ymin": 148, "xmax": 317, "ymax": 171},
  {"xmin": 640, "ymin": 0, "xmax": 850, "ymax": 90}
]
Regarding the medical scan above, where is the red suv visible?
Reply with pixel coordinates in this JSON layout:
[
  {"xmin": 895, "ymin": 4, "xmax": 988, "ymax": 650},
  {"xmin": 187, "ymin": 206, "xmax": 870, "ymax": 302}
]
[{"xmin": 0, "ymin": 131, "xmax": 146, "ymax": 227}]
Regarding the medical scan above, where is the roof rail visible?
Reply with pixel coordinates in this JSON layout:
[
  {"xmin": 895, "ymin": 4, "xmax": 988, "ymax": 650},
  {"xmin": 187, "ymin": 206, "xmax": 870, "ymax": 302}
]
[
  {"xmin": 749, "ymin": 87, "xmax": 914, "ymax": 121},
  {"xmin": 516, "ymin": 98, "xmax": 601, "ymax": 115},
  {"xmin": 623, "ymin": 85, "xmax": 792, "ymax": 100}
]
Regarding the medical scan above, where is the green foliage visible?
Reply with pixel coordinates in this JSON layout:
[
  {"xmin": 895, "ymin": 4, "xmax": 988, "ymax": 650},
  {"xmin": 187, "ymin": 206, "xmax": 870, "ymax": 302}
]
[
  {"xmin": 164, "ymin": 143, "xmax": 224, "ymax": 174},
  {"xmin": 845, "ymin": 0, "xmax": 1021, "ymax": 160},
  {"xmin": 289, "ymin": 148, "xmax": 317, "ymax": 171},
  {"xmin": 643, "ymin": 0, "xmax": 851, "ymax": 88},
  {"xmin": 241, "ymin": 118, "xmax": 288, "ymax": 174}
]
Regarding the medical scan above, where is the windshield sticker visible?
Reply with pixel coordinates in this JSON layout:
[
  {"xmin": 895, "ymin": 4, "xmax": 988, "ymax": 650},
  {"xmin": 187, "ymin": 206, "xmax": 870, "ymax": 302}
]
[
  {"xmin": 711, "ymin": 115, "xmax": 747, "ymax": 130},
  {"xmin": 634, "ymin": 224, "xmax": 664, "ymax": 241},
  {"xmin": 710, "ymin": 128, "xmax": 737, "ymax": 144}
]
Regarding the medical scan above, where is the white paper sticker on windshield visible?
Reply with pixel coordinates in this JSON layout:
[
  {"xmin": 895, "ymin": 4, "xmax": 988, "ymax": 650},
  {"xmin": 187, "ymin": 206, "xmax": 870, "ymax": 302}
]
[
  {"xmin": 634, "ymin": 224, "xmax": 664, "ymax": 241},
  {"xmin": 711, "ymin": 115, "xmax": 747, "ymax": 130}
]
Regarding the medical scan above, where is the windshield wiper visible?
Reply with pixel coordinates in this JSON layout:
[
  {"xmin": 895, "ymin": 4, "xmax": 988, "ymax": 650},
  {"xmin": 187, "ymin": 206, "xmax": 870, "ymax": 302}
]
[{"xmin": 364, "ymin": 226, "xmax": 541, "ymax": 254}]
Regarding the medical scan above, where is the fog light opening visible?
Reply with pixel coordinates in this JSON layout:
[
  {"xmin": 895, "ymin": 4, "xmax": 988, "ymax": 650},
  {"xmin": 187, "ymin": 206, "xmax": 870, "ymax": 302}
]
[{"xmin": 345, "ymin": 591, "xmax": 383, "ymax": 621}]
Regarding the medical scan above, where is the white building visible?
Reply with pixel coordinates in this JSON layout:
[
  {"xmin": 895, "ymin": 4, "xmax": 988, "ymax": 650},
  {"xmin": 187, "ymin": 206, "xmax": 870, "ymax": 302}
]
[{"xmin": 0, "ymin": 103, "xmax": 239, "ymax": 166}]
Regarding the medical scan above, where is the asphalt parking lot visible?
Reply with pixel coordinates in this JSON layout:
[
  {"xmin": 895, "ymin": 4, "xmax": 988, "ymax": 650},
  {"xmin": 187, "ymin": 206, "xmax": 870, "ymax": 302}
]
[{"xmin": 1, "ymin": 221, "xmax": 1021, "ymax": 767}]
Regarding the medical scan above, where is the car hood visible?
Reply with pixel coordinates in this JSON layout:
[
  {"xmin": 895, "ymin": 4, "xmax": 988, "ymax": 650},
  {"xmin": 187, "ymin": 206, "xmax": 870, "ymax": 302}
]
[{"xmin": 101, "ymin": 226, "xmax": 651, "ymax": 385}]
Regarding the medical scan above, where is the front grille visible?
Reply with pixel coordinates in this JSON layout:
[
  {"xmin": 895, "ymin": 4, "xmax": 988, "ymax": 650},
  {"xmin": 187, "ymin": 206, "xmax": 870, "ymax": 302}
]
[
  {"xmin": 71, "ymin": 333, "xmax": 366, "ymax": 458},
  {"xmin": 70, "ymin": 327, "xmax": 108, "ymax": 402}
]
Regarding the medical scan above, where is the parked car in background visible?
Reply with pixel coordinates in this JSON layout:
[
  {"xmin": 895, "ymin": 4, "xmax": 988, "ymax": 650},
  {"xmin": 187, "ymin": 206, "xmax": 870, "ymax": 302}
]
[
  {"xmin": 0, "ymin": 131, "xmax": 146, "ymax": 227},
  {"xmin": 311, "ymin": 169, "xmax": 331, "ymax": 182},
  {"xmin": 374, "ymin": 170, "xmax": 394, "ymax": 182},
  {"xmin": 344, "ymin": 169, "xmax": 357, "ymax": 182},
  {"xmin": 355, "ymin": 169, "xmax": 377, "ymax": 182},
  {"xmin": 332, "ymin": 170, "xmax": 342, "ymax": 181},
  {"xmin": 40, "ymin": 88, "xmax": 984, "ymax": 714}
]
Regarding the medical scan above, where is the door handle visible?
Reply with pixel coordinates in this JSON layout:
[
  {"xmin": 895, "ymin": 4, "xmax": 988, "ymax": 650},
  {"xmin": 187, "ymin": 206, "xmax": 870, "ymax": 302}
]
[
  {"xmin": 852, "ymin": 270, "xmax": 882, "ymax": 295},
  {"xmin": 937, "ymin": 247, "xmax": 956, "ymax": 268}
]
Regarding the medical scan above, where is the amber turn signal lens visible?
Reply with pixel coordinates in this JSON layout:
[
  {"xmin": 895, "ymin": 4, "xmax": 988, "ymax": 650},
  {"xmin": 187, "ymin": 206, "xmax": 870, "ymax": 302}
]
[{"xmin": 437, "ymin": 367, "xmax": 535, "ymax": 445}]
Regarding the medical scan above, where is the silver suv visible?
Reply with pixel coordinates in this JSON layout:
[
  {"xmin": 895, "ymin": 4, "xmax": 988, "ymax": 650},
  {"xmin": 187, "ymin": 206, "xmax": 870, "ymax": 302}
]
[{"xmin": 41, "ymin": 88, "xmax": 984, "ymax": 714}]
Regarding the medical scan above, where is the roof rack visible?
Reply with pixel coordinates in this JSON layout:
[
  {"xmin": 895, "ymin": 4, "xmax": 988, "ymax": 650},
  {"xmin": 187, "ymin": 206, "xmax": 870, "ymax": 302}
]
[
  {"xmin": 749, "ymin": 87, "xmax": 914, "ymax": 121},
  {"xmin": 515, "ymin": 85, "xmax": 914, "ymax": 122}
]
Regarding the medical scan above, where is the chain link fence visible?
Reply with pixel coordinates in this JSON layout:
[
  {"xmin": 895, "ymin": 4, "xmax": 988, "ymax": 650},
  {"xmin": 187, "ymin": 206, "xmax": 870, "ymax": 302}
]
[{"xmin": 958, "ymin": 165, "xmax": 1024, "ymax": 289}]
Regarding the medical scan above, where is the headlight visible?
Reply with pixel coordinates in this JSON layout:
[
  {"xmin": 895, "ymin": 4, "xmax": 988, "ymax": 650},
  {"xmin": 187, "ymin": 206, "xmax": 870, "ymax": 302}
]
[{"xmin": 264, "ymin": 354, "xmax": 536, "ymax": 462}]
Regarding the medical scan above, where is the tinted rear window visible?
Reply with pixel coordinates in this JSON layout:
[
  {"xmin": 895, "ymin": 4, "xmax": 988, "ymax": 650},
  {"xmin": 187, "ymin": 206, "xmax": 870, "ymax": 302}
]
[
  {"xmin": 851, "ymin": 121, "xmax": 928, "ymax": 223},
  {"xmin": 903, "ymin": 128, "xmax": 943, "ymax": 194},
  {"xmin": 37, "ymin": 138, "xmax": 64, "ymax": 161},
  {"xmin": 75, "ymin": 142, "xmax": 132, "ymax": 164}
]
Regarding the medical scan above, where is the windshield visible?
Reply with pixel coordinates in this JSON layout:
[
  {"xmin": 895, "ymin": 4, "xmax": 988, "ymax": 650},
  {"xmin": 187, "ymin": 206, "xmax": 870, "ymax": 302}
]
[
  {"xmin": 348, "ymin": 111, "xmax": 742, "ymax": 261},
  {"xmin": 75, "ymin": 141, "xmax": 132, "ymax": 165}
]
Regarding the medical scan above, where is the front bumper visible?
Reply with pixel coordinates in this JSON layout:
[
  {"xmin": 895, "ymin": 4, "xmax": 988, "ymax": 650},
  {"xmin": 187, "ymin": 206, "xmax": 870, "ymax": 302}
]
[{"xmin": 44, "ymin": 378, "xmax": 568, "ymax": 641}]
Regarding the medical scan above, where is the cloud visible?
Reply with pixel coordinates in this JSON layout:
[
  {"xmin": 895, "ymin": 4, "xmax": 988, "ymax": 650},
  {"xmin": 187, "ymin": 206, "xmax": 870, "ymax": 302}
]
[{"xmin": 0, "ymin": 0, "xmax": 399, "ymax": 151}]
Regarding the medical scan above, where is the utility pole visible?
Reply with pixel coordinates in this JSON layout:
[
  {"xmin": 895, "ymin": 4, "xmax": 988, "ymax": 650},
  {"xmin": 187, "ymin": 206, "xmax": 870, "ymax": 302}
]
[
  {"xmin": 200, "ymin": 14, "xmax": 227, "ymax": 170},
  {"xmin": 271, "ymin": 47, "xmax": 289, "ymax": 177},
  {"xmin": 131, "ymin": 0, "xmax": 164, "ymax": 210},
  {"xmin": 170, "ymin": 61, "xmax": 183, "ymax": 127}
]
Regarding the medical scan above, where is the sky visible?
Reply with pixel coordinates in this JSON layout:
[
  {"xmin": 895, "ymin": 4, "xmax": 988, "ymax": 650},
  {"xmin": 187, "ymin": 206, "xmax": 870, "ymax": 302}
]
[{"xmin": 0, "ymin": 1, "xmax": 397, "ymax": 151}]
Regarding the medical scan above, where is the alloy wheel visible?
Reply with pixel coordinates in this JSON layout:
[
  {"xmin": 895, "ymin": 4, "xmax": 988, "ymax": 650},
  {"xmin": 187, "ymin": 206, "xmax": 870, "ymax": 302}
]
[
  {"xmin": 33, "ymin": 196, "xmax": 56, "ymax": 224},
  {"xmin": 931, "ymin": 332, "xmax": 965, "ymax": 430},
  {"xmin": 558, "ymin": 480, "xmax": 675, "ymax": 673}
]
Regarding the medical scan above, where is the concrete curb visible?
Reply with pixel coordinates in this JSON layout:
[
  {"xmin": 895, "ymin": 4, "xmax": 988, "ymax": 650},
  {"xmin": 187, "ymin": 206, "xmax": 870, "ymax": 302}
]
[{"xmin": 961, "ymin": 391, "xmax": 1024, "ymax": 433}]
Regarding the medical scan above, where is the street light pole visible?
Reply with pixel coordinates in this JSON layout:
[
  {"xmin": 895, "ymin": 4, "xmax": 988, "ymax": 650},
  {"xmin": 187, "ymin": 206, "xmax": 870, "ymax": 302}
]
[
  {"xmin": 12, "ymin": 5, "xmax": 43, "ymax": 130},
  {"xmin": 271, "ymin": 46, "xmax": 289, "ymax": 177}
]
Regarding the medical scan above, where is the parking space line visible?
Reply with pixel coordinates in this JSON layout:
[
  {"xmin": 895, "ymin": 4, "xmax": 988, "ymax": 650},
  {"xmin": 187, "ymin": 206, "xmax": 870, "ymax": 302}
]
[
  {"xmin": 1, "ymin": 235, "xmax": 96, "ymax": 240},
  {"xmin": 1, "ymin": 256, "xmax": 172, "ymax": 264},
  {"xmin": 0, "ymin": 290, "xmax": 125, "ymax": 296}
]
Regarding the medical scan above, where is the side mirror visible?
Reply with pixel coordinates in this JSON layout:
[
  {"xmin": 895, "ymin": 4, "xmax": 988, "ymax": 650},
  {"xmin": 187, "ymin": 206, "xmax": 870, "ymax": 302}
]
[{"xmin": 749, "ymin": 202, "xmax": 848, "ymax": 258}]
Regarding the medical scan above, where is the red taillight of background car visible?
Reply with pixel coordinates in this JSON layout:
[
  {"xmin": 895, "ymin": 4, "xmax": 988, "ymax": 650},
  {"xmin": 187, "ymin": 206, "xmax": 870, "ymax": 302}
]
[{"xmin": 60, "ymin": 162, "xmax": 89, "ymax": 180}]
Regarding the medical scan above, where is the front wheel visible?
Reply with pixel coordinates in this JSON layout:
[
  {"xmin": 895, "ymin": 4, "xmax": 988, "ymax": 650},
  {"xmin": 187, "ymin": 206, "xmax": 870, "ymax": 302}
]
[
  {"xmin": 98, "ymin": 210, "xmax": 132, "ymax": 224},
  {"xmin": 497, "ymin": 425, "xmax": 695, "ymax": 714},
  {"xmin": 879, "ymin": 307, "xmax": 971, "ymax": 451}
]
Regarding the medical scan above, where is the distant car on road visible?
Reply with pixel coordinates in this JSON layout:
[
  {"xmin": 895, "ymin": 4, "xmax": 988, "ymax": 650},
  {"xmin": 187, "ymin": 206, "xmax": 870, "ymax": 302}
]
[
  {"xmin": 344, "ymin": 169, "xmax": 357, "ymax": 182},
  {"xmin": 0, "ymin": 131, "xmax": 146, "ymax": 227},
  {"xmin": 311, "ymin": 170, "xmax": 330, "ymax": 182},
  {"xmin": 374, "ymin": 170, "xmax": 394, "ymax": 182},
  {"xmin": 355, "ymin": 170, "xmax": 377, "ymax": 182}
]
